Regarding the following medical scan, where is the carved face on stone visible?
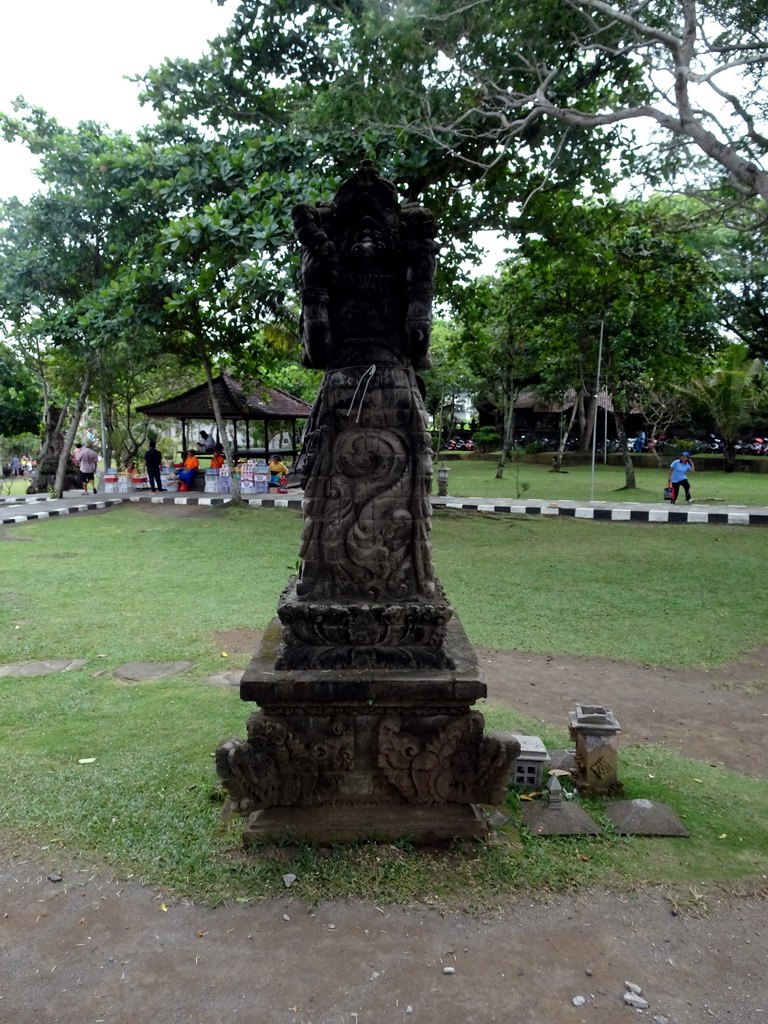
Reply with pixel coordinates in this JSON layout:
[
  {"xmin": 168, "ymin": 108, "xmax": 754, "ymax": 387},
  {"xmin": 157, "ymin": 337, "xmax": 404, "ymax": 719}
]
[{"xmin": 350, "ymin": 216, "xmax": 389, "ymax": 260}]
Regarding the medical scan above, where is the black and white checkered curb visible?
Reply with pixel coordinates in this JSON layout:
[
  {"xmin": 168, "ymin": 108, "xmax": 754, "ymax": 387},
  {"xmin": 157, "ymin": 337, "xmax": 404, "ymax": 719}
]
[
  {"xmin": 3, "ymin": 493, "xmax": 766, "ymax": 525},
  {"xmin": 0, "ymin": 497, "xmax": 124, "ymax": 524},
  {"xmin": 431, "ymin": 497, "xmax": 768, "ymax": 526}
]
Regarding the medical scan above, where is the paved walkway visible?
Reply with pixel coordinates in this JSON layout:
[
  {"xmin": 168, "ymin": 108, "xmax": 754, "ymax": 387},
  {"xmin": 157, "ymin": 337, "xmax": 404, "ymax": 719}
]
[{"xmin": 2, "ymin": 489, "xmax": 768, "ymax": 525}]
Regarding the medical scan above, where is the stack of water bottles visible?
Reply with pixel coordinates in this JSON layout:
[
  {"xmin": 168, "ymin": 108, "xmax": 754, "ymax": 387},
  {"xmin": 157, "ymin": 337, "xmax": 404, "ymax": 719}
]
[
  {"xmin": 254, "ymin": 459, "xmax": 269, "ymax": 494},
  {"xmin": 239, "ymin": 460, "xmax": 255, "ymax": 494}
]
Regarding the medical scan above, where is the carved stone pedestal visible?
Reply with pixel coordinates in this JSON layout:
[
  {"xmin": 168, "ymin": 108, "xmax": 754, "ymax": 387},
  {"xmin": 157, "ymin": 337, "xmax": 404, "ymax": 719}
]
[
  {"xmin": 215, "ymin": 165, "xmax": 519, "ymax": 844},
  {"xmin": 216, "ymin": 616, "xmax": 518, "ymax": 844}
]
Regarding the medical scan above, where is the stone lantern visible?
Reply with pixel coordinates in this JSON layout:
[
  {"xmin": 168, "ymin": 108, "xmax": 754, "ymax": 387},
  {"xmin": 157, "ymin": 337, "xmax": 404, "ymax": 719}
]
[
  {"xmin": 437, "ymin": 462, "xmax": 450, "ymax": 496},
  {"xmin": 568, "ymin": 703, "xmax": 623, "ymax": 795}
]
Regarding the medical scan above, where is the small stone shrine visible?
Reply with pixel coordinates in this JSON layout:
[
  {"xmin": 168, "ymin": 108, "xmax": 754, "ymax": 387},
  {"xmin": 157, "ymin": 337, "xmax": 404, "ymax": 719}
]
[
  {"xmin": 216, "ymin": 163, "xmax": 518, "ymax": 842},
  {"xmin": 568, "ymin": 703, "xmax": 623, "ymax": 795}
]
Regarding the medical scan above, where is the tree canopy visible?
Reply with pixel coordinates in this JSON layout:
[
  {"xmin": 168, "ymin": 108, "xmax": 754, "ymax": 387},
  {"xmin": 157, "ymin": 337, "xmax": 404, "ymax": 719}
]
[
  {"xmin": 0, "ymin": 341, "xmax": 41, "ymax": 437},
  {"xmin": 139, "ymin": 0, "xmax": 768, "ymax": 213}
]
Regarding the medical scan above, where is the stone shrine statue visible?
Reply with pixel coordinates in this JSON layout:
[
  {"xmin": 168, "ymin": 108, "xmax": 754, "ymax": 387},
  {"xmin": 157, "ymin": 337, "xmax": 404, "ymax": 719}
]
[
  {"xmin": 278, "ymin": 162, "xmax": 453, "ymax": 671},
  {"xmin": 214, "ymin": 164, "xmax": 518, "ymax": 842}
]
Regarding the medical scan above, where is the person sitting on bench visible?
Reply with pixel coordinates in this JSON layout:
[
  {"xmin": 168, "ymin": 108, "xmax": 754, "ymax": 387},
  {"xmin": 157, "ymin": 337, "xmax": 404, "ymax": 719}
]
[
  {"xmin": 177, "ymin": 451, "xmax": 199, "ymax": 491},
  {"xmin": 268, "ymin": 455, "xmax": 289, "ymax": 487}
]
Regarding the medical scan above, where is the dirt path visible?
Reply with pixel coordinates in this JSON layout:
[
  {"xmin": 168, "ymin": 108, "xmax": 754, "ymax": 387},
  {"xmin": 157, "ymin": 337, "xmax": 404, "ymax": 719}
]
[
  {"xmin": 1, "ymin": 853, "xmax": 765, "ymax": 1024},
  {"xmin": 477, "ymin": 645, "xmax": 768, "ymax": 778},
  {"xmin": 2, "ymin": 636, "xmax": 767, "ymax": 1023}
]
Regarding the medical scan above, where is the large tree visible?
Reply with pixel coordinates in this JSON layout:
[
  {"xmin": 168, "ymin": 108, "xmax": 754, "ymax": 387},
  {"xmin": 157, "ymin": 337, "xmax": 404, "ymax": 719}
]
[
  {"xmin": 688, "ymin": 342, "xmax": 767, "ymax": 470},
  {"xmin": 136, "ymin": 0, "xmax": 627, "ymax": 280},
  {"xmin": 0, "ymin": 105, "xmax": 324, "ymax": 494},
  {"xmin": 139, "ymin": 0, "xmax": 768, "ymax": 215},
  {"xmin": 0, "ymin": 107, "xmax": 176, "ymax": 494},
  {"xmin": 0, "ymin": 342, "xmax": 41, "ymax": 437},
  {"xmin": 479, "ymin": 195, "xmax": 721, "ymax": 487},
  {"xmin": 457, "ymin": 273, "xmax": 543, "ymax": 477}
]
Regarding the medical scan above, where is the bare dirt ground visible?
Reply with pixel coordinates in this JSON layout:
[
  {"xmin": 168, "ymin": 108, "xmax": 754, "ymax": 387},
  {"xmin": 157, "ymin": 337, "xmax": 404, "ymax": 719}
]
[{"xmin": 3, "ymin": 633, "xmax": 767, "ymax": 1023}]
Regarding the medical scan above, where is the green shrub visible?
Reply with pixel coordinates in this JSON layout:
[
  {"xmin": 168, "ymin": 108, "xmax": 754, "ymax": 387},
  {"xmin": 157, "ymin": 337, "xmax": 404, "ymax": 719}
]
[
  {"xmin": 471, "ymin": 427, "xmax": 501, "ymax": 452},
  {"xmin": 669, "ymin": 438, "xmax": 704, "ymax": 456}
]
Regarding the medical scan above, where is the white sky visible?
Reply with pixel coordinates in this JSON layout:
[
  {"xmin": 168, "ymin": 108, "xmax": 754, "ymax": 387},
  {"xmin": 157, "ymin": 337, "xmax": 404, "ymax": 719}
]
[
  {"xmin": 0, "ymin": 0, "xmax": 507, "ymax": 272},
  {"xmin": 0, "ymin": 0, "xmax": 239, "ymax": 200}
]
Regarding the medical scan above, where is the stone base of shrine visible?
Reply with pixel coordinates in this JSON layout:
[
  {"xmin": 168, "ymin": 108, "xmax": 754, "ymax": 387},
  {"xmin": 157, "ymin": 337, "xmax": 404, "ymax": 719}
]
[
  {"xmin": 215, "ymin": 613, "xmax": 519, "ymax": 843},
  {"xmin": 242, "ymin": 802, "xmax": 488, "ymax": 845}
]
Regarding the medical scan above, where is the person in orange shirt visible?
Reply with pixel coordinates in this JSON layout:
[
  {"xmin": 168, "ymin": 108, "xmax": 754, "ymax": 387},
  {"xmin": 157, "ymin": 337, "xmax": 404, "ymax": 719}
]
[
  {"xmin": 210, "ymin": 448, "xmax": 225, "ymax": 470},
  {"xmin": 177, "ymin": 450, "xmax": 199, "ymax": 491}
]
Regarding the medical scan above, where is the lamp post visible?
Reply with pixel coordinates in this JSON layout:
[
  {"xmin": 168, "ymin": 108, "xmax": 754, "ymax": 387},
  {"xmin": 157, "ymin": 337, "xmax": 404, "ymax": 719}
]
[
  {"xmin": 437, "ymin": 462, "xmax": 450, "ymax": 497},
  {"xmin": 590, "ymin": 319, "xmax": 605, "ymax": 502}
]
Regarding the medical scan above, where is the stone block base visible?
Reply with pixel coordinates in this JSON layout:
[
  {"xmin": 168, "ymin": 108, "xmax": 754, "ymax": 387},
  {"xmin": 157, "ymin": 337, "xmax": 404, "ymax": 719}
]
[
  {"xmin": 243, "ymin": 802, "xmax": 488, "ymax": 845},
  {"xmin": 216, "ymin": 612, "xmax": 518, "ymax": 842}
]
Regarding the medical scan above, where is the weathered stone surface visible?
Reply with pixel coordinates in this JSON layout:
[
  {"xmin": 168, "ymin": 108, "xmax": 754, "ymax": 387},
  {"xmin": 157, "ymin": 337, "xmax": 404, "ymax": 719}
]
[
  {"xmin": 547, "ymin": 749, "xmax": 577, "ymax": 773},
  {"xmin": 604, "ymin": 799, "xmax": 689, "ymax": 836},
  {"xmin": 283, "ymin": 162, "xmax": 447, "ymax": 672},
  {"xmin": 216, "ymin": 615, "xmax": 518, "ymax": 819},
  {"xmin": 242, "ymin": 802, "xmax": 488, "ymax": 845},
  {"xmin": 568, "ymin": 703, "xmax": 623, "ymax": 795},
  {"xmin": 201, "ymin": 669, "xmax": 245, "ymax": 688},
  {"xmin": 0, "ymin": 659, "xmax": 87, "ymax": 678},
  {"xmin": 216, "ymin": 164, "xmax": 518, "ymax": 841},
  {"xmin": 113, "ymin": 660, "xmax": 195, "ymax": 682},
  {"xmin": 624, "ymin": 991, "xmax": 651, "ymax": 1009},
  {"xmin": 519, "ymin": 801, "xmax": 602, "ymax": 836},
  {"xmin": 240, "ymin": 615, "xmax": 485, "ymax": 707},
  {"xmin": 276, "ymin": 581, "xmax": 455, "ymax": 671}
]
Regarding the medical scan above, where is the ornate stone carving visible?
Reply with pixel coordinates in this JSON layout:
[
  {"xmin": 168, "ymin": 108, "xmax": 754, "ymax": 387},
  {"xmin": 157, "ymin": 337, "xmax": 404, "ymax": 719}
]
[
  {"xmin": 279, "ymin": 162, "xmax": 451, "ymax": 671},
  {"xmin": 215, "ymin": 714, "xmax": 354, "ymax": 815},
  {"xmin": 216, "ymin": 164, "xmax": 520, "ymax": 842},
  {"xmin": 275, "ymin": 582, "xmax": 454, "ymax": 670},
  {"xmin": 377, "ymin": 714, "xmax": 519, "ymax": 806}
]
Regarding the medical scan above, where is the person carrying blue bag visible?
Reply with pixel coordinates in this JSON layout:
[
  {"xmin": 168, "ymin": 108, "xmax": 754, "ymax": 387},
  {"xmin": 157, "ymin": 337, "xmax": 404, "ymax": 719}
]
[{"xmin": 668, "ymin": 451, "xmax": 695, "ymax": 504}]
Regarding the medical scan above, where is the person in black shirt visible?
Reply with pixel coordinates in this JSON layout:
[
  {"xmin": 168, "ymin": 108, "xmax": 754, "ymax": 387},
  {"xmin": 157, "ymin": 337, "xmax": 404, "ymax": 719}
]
[{"xmin": 144, "ymin": 440, "xmax": 164, "ymax": 493}]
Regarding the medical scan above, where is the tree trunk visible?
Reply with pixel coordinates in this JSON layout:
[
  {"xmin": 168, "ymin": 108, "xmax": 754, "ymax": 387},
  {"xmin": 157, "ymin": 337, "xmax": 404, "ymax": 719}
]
[
  {"xmin": 197, "ymin": 334, "xmax": 245, "ymax": 504},
  {"xmin": 579, "ymin": 391, "xmax": 598, "ymax": 453},
  {"xmin": 99, "ymin": 393, "xmax": 113, "ymax": 474},
  {"xmin": 495, "ymin": 375, "xmax": 516, "ymax": 479},
  {"xmin": 28, "ymin": 403, "xmax": 76, "ymax": 494},
  {"xmin": 552, "ymin": 397, "xmax": 578, "ymax": 472},
  {"xmin": 613, "ymin": 405, "xmax": 636, "ymax": 489},
  {"xmin": 53, "ymin": 367, "xmax": 92, "ymax": 498}
]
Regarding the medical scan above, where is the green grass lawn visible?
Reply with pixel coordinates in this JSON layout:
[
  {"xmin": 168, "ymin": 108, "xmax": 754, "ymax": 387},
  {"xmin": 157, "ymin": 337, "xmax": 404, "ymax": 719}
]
[
  {"xmin": 2, "ymin": 503, "xmax": 767, "ymax": 906},
  {"xmin": 1, "ymin": 477, "xmax": 33, "ymax": 496},
  {"xmin": 438, "ymin": 457, "xmax": 768, "ymax": 505}
]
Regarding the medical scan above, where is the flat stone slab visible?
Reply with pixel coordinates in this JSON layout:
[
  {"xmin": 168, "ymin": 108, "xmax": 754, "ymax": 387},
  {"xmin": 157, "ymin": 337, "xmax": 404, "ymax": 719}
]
[
  {"xmin": 604, "ymin": 799, "xmax": 689, "ymax": 836},
  {"xmin": 243, "ymin": 803, "xmax": 488, "ymax": 845},
  {"xmin": 113, "ymin": 660, "xmax": 195, "ymax": 682},
  {"xmin": 201, "ymin": 669, "xmax": 244, "ymax": 688},
  {"xmin": 0, "ymin": 659, "xmax": 87, "ymax": 678},
  {"xmin": 240, "ymin": 615, "xmax": 486, "ymax": 707},
  {"xmin": 520, "ymin": 801, "xmax": 602, "ymax": 836}
]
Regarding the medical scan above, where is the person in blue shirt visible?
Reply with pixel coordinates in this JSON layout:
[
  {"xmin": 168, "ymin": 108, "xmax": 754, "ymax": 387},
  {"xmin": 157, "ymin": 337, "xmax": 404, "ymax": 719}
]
[{"xmin": 668, "ymin": 452, "xmax": 695, "ymax": 504}]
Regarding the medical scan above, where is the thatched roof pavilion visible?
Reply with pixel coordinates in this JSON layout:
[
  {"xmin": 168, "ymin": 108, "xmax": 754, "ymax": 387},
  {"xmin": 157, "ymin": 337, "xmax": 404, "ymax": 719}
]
[{"xmin": 137, "ymin": 372, "xmax": 313, "ymax": 459}]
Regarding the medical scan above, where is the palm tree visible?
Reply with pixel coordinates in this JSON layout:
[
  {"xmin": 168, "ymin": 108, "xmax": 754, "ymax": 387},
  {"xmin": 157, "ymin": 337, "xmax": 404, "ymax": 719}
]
[{"xmin": 689, "ymin": 343, "xmax": 766, "ymax": 472}]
